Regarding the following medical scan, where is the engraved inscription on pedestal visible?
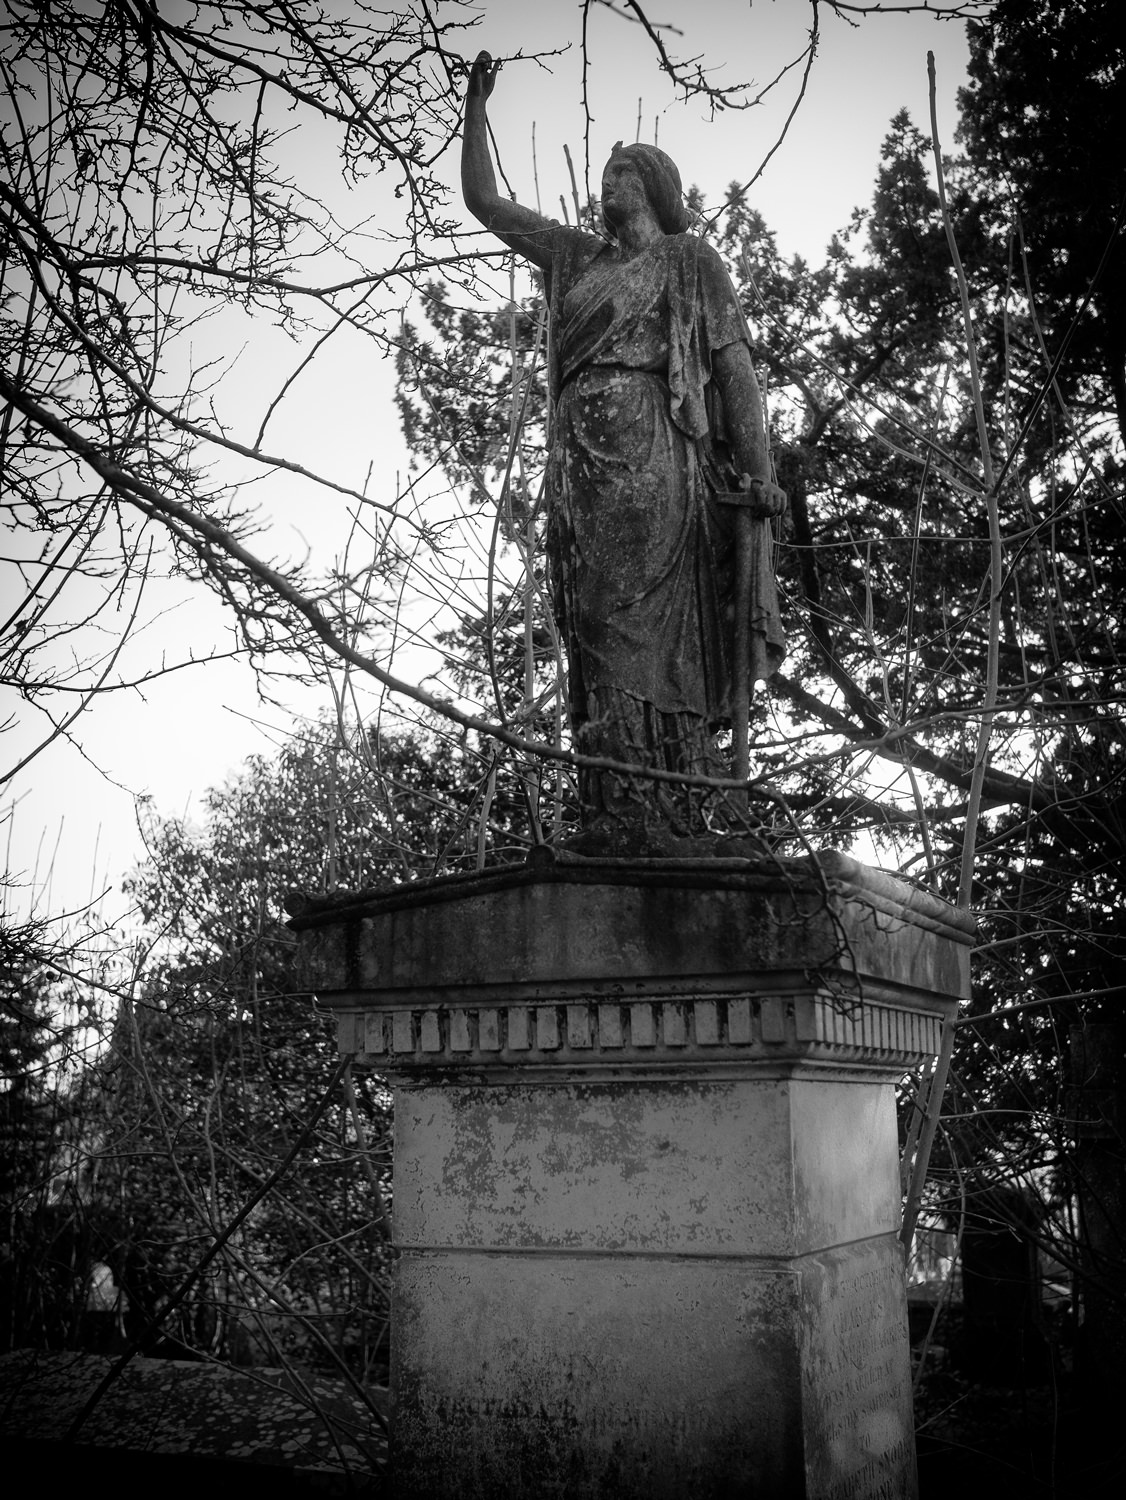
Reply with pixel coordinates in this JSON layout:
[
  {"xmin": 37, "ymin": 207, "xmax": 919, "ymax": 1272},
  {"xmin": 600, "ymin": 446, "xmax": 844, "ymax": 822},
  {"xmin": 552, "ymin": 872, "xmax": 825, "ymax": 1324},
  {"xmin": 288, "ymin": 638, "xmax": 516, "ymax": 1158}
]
[{"xmin": 802, "ymin": 1243, "xmax": 917, "ymax": 1500}]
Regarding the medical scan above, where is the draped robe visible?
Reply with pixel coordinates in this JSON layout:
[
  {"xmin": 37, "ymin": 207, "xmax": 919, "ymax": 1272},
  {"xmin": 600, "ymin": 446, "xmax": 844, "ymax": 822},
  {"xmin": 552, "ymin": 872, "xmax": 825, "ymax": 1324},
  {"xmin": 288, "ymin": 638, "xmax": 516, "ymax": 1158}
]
[{"xmin": 544, "ymin": 228, "xmax": 786, "ymax": 825}]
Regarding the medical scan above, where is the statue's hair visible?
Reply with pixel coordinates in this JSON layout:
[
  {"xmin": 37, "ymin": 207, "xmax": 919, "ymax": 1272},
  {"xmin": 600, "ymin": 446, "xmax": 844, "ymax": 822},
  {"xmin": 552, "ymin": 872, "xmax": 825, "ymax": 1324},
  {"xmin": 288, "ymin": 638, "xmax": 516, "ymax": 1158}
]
[{"xmin": 606, "ymin": 141, "xmax": 690, "ymax": 236}]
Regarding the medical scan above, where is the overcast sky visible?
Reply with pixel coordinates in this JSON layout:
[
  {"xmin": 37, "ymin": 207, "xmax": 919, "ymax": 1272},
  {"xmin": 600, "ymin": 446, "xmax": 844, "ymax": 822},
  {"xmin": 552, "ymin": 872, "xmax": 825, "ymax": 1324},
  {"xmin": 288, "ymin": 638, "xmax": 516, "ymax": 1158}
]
[{"xmin": 2, "ymin": 0, "xmax": 976, "ymax": 930}]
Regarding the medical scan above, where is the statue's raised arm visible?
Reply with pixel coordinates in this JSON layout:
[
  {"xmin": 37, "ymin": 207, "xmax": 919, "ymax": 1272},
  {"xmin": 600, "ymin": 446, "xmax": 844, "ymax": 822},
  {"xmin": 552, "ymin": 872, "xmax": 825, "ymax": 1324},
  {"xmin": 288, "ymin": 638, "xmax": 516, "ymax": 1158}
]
[{"xmin": 461, "ymin": 52, "xmax": 561, "ymax": 271}]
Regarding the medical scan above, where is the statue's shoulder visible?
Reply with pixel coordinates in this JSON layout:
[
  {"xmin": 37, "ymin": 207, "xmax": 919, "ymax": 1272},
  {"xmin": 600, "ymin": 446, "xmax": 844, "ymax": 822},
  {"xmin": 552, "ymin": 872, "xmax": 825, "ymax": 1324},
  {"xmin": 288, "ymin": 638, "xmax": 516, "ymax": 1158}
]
[
  {"xmin": 551, "ymin": 222, "xmax": 608, "ymax": 254},
  {"xmin": 685, "ymin": 236, "xmax": 742, "ymax": 302},
  {"xmin": 551, "ymin": 223, "xmax": 610, "ymax": 275},
  {"xmin": 658, "ymin": 234, "xmax": 737, "ymax": 300},
  {"xmin": 660, "ymin": 232, "xmax": 725, "ymax": 269},
  {"xmin": 683, "ymin": 232, "xmax": 726, "ymax": 264},
  {"xmin": 542, "ymin": 224, "xmax": 610, "ymax": 301}
]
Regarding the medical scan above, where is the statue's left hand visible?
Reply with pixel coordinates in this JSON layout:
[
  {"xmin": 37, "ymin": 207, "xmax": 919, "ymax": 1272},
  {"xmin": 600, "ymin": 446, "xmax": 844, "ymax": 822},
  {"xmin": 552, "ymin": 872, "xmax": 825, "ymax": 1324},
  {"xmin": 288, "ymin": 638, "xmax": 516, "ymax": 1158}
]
[{"xmin": 738, "ymin": 475, "xmax": 788, "ymax": 519}]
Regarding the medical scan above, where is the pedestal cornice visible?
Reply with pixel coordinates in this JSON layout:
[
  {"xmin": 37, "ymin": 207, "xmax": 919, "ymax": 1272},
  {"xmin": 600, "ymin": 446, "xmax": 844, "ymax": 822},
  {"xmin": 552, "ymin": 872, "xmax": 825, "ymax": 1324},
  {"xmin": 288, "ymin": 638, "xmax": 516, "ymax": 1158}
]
[{"xmin": 289, "ymin": 851, "xmax": 972, "ymax": 1082}]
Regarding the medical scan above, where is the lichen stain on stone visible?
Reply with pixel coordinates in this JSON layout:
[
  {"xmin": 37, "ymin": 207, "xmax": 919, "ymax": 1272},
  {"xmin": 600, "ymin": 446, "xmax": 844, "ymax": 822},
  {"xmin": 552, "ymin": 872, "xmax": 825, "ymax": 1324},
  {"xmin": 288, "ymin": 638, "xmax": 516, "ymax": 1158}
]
[{"xmin": 398, "ymin": 1077, "xmax": 809, "ymax": 1256}]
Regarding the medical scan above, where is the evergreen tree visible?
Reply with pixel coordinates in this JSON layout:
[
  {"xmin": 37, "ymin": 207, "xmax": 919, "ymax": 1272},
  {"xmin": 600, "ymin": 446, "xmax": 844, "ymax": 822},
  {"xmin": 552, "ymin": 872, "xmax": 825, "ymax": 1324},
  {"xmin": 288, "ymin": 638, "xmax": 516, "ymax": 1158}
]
[
  {"xmin": 0, "ymin": 957, "xmax": 80, "ymax": 1350},
  {"xmin": 959, "ymin": 0, "xmax": 1126, "ymax": 443}
]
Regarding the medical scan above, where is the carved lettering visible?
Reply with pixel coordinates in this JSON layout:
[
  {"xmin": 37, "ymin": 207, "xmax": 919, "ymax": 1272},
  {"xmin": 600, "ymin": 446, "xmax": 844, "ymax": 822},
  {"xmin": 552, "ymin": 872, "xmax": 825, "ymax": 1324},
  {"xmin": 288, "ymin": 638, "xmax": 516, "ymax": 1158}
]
[
  {"xmin": 435, "ymin": 1394, "xmax": 579, "ymax": 1429},
  {"xmin": 812, "ymin": 1256, "xmax": 913, "ymax": 1499},
  {"xmin": 824, "ymin": 1440, "xmax": 912, "ymax": 1500}
]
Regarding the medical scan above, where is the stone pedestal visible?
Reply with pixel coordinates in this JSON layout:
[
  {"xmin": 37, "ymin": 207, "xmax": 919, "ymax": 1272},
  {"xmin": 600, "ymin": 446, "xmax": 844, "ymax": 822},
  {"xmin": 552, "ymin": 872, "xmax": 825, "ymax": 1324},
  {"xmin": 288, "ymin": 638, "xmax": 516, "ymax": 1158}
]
[{"xmin": 291, "ymin": 851, "xmax": 973, "ymax": 1500}]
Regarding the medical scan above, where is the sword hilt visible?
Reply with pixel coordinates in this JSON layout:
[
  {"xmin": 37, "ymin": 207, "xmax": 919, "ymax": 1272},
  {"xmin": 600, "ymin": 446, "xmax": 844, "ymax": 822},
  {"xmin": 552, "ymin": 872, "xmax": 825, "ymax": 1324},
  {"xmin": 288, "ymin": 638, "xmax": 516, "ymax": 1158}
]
[{"xmin": 715, "ymin": 476, "xmax": 787, "ymax": 512}]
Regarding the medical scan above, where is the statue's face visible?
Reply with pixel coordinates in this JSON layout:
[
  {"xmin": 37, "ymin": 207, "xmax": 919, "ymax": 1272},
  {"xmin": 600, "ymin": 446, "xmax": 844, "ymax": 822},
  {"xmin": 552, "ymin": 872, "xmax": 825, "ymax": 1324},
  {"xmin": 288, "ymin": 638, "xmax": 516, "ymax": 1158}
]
[{"xmin": 600, "ymin": 155, "xmax": 649, "ymax": 231}]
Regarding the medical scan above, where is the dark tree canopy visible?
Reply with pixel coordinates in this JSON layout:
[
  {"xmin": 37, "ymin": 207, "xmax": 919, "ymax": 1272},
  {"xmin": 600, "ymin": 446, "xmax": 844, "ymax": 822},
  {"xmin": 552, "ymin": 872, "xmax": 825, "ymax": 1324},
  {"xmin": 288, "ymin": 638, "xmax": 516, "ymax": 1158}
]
[{"xmin": 959, "ymin": 0, "xmax": 1126, "ymax": 442}]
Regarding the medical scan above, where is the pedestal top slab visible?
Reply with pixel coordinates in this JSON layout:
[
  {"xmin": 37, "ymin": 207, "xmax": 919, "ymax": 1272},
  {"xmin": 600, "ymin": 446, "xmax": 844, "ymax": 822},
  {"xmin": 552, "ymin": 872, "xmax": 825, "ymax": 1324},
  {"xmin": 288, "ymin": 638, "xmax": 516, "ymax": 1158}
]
[{"xmin": 289, "ymin": 850, "xmax": 974, "ymax": 1006}]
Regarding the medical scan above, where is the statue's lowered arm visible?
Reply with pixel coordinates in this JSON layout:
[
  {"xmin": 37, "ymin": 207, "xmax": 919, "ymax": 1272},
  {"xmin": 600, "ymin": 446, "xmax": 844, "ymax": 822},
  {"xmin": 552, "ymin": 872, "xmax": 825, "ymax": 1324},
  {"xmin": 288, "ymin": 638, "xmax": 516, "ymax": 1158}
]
[{"xmin": 711, "ymin": 342, "xmax": 787, "ymax": 781}]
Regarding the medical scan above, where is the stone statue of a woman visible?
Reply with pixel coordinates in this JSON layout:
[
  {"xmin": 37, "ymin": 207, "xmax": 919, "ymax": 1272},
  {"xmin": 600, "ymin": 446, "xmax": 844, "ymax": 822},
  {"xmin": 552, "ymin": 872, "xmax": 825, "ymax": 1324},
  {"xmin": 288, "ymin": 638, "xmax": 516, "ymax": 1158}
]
[{"xmin": 462, "ymin": 52, "xmax": 786, "ymax": 844}]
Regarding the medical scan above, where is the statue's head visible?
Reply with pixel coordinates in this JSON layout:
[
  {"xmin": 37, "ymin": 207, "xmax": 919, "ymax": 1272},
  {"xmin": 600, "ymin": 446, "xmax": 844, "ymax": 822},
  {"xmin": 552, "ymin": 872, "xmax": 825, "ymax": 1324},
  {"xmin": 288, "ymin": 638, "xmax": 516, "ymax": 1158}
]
[{"xmin": 602, "ymin": 142, "xmax": 690, "ymax": 237}]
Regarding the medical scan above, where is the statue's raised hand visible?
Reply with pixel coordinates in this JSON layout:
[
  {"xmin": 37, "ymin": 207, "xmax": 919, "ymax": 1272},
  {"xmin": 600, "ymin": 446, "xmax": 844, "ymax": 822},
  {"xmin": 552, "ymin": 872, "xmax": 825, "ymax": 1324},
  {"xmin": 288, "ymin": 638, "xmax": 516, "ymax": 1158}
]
[{"xmin": 466, "ymin": 51, "xmax": 499, "ymax": 102}]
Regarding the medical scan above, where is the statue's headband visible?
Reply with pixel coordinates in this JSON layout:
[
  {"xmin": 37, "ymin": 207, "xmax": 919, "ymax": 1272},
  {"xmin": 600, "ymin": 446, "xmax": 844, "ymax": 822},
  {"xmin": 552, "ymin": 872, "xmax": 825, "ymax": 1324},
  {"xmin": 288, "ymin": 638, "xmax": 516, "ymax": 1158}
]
[{"xmin": 607, "ymin": 141, "xmax": 690, "ymax": 235}]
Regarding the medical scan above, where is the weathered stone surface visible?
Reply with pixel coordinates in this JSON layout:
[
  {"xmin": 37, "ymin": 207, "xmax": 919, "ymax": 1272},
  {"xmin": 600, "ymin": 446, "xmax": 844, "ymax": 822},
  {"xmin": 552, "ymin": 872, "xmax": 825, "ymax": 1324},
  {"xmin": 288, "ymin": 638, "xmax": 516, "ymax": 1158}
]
[
  {"xmin": 799, "ymin": 1241, "xmax": 918, "ymax": 1500},
  {"xmin": 295, "ymin": 852, "xmax": 971, "ymax": 1014},
  {"xmin": 289, "ymin": 854, "xmax": 971, "ymax": 1498},
  {"xmin": 393, "ymin": 1255, "xmax": 804, "ymax": 1500},
  {"xmin": 387, "ymin": 1074, "xmax": 912, "ymax": 1498},
  {"xmin": 393, "ymin": 1077, "xmax": 897, "ymax": 1258}
]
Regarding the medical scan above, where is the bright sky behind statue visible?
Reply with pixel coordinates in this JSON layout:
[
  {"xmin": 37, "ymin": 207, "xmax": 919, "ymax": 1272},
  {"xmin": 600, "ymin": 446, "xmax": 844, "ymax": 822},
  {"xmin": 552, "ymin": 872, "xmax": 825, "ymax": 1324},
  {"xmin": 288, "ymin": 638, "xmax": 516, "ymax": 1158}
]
[{"xmin": 1, "ymin": 0, "xmax": 975, "ymax": 927}]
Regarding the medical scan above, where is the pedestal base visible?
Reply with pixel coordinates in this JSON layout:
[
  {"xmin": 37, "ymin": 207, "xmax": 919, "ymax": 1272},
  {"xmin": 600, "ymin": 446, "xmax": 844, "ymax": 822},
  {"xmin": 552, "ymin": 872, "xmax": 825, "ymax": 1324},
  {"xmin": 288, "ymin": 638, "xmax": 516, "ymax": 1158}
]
[
  {"xmin": 291, "ymin": 853, "xmax": 973, "ymax": 1499},
  {"xmin": 392, "ymin": 1076, "xmax": 914, "ymax": 1500}
]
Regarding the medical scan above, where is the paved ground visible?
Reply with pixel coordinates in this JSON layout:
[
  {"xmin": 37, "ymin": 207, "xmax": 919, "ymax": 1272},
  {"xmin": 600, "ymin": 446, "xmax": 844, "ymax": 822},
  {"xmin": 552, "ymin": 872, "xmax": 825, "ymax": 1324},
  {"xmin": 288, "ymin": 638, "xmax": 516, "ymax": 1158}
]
[{"xmin": 0, "ymin": 1348, "xmax": 387, "ymax": 1493}]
